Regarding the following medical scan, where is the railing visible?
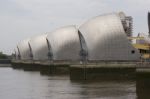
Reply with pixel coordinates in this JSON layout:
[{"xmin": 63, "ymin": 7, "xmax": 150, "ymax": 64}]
[{"xmin": 11, "ymin": 59, "xmax": 141, "ymax": 67}]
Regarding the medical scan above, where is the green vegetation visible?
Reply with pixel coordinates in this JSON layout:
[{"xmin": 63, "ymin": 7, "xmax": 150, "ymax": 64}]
[{"xmin": 0, "ymin": 52, "xmax": 8, "ymax": 59}]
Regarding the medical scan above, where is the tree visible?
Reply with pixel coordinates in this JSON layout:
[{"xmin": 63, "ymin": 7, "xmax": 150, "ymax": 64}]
[{"xmin": 0, "ymin": 52, "xmax": 8, "ymax": 59}]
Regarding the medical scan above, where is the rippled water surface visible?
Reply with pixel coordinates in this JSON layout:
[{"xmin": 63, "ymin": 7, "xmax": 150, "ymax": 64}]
[{"xmin": 0, "ymin": 67, "xmax": 136, "ymax": 99}]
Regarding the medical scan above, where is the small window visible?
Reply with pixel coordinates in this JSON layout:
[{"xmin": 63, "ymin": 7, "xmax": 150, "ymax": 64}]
[{"xmin": 131, "ymin": 50, "xmax": 135, "ymax": 54}]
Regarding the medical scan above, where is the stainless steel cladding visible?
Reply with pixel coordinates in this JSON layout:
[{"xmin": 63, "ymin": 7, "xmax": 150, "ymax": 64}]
[
  {"xmin": 14, "ymin": 48, "xmax": 19, "ymax": 60},
  {"xmin": 29, "ymin": 34, "xmax": 49, "ymax": 60},
  {"xmin": 46, "ymin": 25, "xmax": 81, "ymax": 61},
  {"xmin": 79, "ymin": 13, "xmax": 140, "ymax": 61},
  {"xmin": 17, "ymin": 38, "xmax": 31, "ymax": 60}
]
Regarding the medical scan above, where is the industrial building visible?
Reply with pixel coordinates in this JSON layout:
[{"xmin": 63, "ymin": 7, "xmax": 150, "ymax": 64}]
[
  {"xmin": 132, "ymin": 33, "xmax": 150, "ymax": 59},
  {"xmin": 128, "ymin": 12, "xmax": 150, "ymax": 60}
]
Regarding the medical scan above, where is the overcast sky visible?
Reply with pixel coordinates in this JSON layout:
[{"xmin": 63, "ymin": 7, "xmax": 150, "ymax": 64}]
[{"xmin": 0, "ymin": 0, "xmax": 150, "ymax": 54}]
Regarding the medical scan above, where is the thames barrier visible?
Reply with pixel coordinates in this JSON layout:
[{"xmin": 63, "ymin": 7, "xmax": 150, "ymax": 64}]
[
  {"xmin": 11, "ymin": 12, "xmax": 150, "ymax": 82},
  {"xmin": 9, "ymin": 12, "xmax": 150, "ymax": 98}
]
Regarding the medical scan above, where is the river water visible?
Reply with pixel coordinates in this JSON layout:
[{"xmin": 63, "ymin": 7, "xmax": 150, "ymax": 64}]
[{"xmin": 0, "ymin": 67, "xmax": 142, "ymax": 99}]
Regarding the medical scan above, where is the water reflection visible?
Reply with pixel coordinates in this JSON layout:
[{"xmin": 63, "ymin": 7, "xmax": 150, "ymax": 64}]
[
  {"xmin": 0, "ymin": 67, "xmax": 138, "ymax": 99},
  {"xmin": 136, "ymin": 72, "xmax": 150, "ymax": 99}
]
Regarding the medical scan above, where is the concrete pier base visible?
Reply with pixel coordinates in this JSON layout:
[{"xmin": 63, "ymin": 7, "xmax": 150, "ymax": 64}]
[
  {"xmin": 136, "ymin": 68, "xmax": 150, "ymax": 99},
  {"xmin": 11, "ymin": 61, "xmax": 69, "ymax": 75},
  {"xmin": 12, "ymin": 61, "xmax": 139, "ymax": 81},
  {"xmin": 40, "ymin": 65, "xmax": 69, "ymax": 75},
  {"xmin": 70, "ymin": 63, "xmax": 136, "ymax": 80},
  {"xmin": 11, "ymin": 62, "xmax": 42, "ymax": 71}
]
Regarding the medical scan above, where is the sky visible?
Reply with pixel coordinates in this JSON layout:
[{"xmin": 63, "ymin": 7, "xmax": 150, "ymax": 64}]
[{"xmin": 0, "ymin": 0, "xmax": 150, "ymax": 54}]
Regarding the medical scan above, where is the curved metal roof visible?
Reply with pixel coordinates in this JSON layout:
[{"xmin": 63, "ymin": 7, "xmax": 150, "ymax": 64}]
[
  {"xmin": 14, "ymin": 48, "xmax": 19, "ymax": 60},
  {"xmin": 46, "ymin": 25, "xmax": 81, "ymax": 61},
  {"xmin": 29, "ymin": 34, "xmax": 49, "ymax": 60},
  {"xmin": 79, "ymin": 13, "xmax": 140, "ymax": 61},
  {"xmin": 17, "ymin": 38, "xmax": 31, "ymax": 60}
]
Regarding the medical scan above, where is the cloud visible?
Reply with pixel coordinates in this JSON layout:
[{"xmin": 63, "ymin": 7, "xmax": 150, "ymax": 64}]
[
  {"xmin": 0, "ymin": 0, "xmax": 150, "ymax": 54},
  {"xmin": 93, "ymin": 0, "xmax": 150, "ymax": 35}
]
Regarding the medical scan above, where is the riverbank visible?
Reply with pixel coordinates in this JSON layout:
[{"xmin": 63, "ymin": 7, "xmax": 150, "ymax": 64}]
[{"xmin": 0, "ymin": 59, "xmax": 11, "ymax": 67}]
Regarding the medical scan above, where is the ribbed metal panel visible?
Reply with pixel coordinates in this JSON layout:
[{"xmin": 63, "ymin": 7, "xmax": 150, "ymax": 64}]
[
  {"xmin": 17, "ymin": 38, "xmax": 31, "ymax": 60},
  {"xmin": 14, "ymin": 48, "xmax": 19, "ymax": 60},
  {"xmin": 29, "ymin": 34, "xmax": 49, "ymax": 60},
  {"xmin": 79, "ymin": 13, "xmax": 140, "ymax": 61},
  {"xmin": 46, "ymin": 25, "xmax": 81, "ymax": 61}
]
